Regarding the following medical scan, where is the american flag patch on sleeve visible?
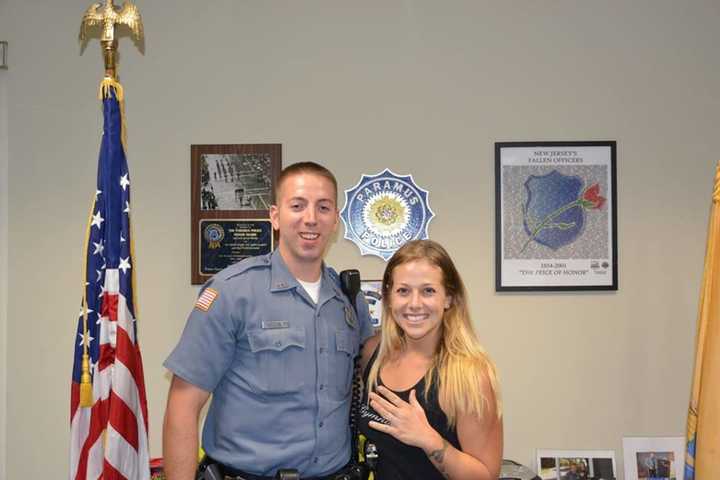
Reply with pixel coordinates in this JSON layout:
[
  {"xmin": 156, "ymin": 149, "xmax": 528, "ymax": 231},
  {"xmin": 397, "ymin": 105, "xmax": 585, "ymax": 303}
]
[{"xmin": 195, "ymin": 288, "xmax": 218, "ymax": 311}]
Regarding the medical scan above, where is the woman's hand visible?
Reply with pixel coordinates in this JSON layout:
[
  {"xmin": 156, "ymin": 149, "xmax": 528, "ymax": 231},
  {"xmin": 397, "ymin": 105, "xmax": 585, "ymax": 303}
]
[{"xmin": 367, "ymin": 386, "xmax": 442, "ymax": 451}]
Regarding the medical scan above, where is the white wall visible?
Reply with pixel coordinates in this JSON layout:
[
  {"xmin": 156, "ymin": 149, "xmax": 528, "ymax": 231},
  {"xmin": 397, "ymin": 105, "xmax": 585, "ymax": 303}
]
[{"xmin": 5, "ymin": 1, "xmax": 720, "ymax": 478}]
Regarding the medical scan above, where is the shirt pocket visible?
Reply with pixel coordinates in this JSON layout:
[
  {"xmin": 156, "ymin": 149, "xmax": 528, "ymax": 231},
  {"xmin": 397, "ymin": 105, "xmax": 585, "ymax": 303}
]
[
  {"xmin": 245, "ymin": 325, "xmax": 307, "ymax": 394},
  {"xmin": 329, "ymin": 329, "xmax": 359, "ymax": 400}
]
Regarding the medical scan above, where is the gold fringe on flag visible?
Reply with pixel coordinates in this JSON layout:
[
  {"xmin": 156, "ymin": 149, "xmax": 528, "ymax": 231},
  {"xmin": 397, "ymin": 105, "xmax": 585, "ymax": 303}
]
[
  {"xmin": 79, "ymin": 195, "xmax": 98, "ymax": 407},
  {"xmin": 98, "ymin": 77, "xmax": 128, "ymax": 153}
]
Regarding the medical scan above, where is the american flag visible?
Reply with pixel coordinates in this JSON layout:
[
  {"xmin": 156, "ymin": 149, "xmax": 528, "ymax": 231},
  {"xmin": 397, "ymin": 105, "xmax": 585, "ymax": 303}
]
[{"xmin": 70, "ymin": 82, "xmax": 150, "ymax": 480}]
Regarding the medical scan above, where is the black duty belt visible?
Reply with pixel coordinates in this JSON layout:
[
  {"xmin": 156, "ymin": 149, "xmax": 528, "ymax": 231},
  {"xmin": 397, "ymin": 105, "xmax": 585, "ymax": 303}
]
[
  {"xmin": 202, "ymin": 457, "xmax": 357, "ymax": 480},
  {"xmin": 221, "ymin": 469, "xmax": 349, "ymax": 480}
]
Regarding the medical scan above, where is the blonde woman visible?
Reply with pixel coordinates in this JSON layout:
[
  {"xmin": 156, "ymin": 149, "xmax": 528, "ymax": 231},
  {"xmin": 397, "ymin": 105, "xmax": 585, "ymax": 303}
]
[{"xmin": 358, "ymin": 240, "xmax": 503, "ymax": 480}]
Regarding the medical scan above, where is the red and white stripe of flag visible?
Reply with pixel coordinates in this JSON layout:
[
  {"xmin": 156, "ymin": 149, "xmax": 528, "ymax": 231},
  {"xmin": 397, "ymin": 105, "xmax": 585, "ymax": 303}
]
[{"xmin": 70, "ymin": 269, "xmax": 150, "ymax": 480}]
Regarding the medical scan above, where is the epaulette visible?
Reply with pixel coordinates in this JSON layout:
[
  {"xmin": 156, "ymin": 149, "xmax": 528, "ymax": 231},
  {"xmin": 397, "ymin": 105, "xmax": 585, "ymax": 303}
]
[
  {"xmin": 326, "ymin": 267, "xmax": 344, "ymax": 290},
  {"xmin": 218, "ymin": 254, "xmax": 272, "ymax": 281},
  {"xmin": 197, "ymin": 277, "xmax": 216, "ymax": 295},
  {"xmin": 326, "ymin": 266, "xmax": 349, "ymax": 299}
]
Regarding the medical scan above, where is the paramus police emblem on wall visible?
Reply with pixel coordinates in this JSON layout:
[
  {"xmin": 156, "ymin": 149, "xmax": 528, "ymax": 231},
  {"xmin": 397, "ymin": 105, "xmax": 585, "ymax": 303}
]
[{"xmin": 340, "ymin": 169, "xmax": 434, "ymax": 261}]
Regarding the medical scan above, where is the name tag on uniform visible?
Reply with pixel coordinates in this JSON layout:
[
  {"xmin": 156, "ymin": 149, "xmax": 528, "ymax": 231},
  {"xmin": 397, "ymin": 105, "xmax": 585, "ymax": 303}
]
[{"xmin": 261, "ymin": 320, "xmax": 290, "ymax": 329}]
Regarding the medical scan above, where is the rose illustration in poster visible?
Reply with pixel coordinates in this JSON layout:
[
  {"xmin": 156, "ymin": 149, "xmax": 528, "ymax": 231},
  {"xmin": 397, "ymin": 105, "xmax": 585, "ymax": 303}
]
[{"xmin": 521, "ymin": 170, "xmax": 606, "ymax": 253}]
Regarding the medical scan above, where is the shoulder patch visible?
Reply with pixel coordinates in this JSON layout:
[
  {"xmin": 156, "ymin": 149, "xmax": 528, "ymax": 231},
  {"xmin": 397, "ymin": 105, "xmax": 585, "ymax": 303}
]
[
  {"xmin": 220, "ymin": 254, "xmax": 271, "ymax": 281},
  {"xmin": 195, "ymin": 288, "xmax": 219, "ymax": 311}
]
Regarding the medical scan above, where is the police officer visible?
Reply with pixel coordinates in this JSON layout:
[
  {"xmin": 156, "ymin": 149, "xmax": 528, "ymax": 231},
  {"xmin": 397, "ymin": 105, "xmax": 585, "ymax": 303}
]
[{"xmin": 163, "ymin": 162, "xmax": 374, "ymax": 479}]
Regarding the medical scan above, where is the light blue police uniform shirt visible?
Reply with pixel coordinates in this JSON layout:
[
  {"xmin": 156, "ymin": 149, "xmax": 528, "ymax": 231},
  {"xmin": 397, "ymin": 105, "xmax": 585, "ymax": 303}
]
[{"xmin": 164, "ymin": 250, "xmax": 373, "ymax": 477}]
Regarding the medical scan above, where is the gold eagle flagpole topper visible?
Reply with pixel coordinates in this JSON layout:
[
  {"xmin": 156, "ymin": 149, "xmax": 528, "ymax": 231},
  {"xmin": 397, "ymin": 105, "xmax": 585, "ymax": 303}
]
[
  {"xmin": 76, "ymin": 0, "xmax": 143, "ymax": 407},
  {"xmin": 79, "ymin": 0, "xmax": 143, "ymax": 80}
]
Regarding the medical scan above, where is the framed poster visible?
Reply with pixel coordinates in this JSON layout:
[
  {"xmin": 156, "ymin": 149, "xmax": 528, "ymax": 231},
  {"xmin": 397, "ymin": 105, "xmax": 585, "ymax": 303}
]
[
  {"xmin": 536, "ymin": 449, "xmax": 616, "ymax": 480},
  {"xmin": 495, "ymin": 141, "xmax": 617, "ymax": 291},
  {"xmin": 622, "ymin": 437, "xmax": 684, "ymax": 480},
  {"xmin": 360, "ymin": 279, "xmax": 383, "ymax": 329},
  {"xmin": 191, "ymin": 144, "xmax": 281, "ymax": 284}
]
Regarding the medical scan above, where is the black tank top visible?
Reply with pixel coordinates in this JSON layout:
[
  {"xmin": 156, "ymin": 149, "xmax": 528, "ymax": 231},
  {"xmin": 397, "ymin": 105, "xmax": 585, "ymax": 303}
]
[{"xmin": 358, "ymin": 348, "xmax": 461, "ymax": 480}]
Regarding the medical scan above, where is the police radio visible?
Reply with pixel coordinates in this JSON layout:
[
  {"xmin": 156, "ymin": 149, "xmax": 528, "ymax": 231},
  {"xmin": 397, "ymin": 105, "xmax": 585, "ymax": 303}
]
[
  {"xmin": 340, "ymin": 270, "xmax": 361, "ymax": 310},
  {"xmin": 340, "ymin": 269, "xmax": 377, "ymax": 480}
]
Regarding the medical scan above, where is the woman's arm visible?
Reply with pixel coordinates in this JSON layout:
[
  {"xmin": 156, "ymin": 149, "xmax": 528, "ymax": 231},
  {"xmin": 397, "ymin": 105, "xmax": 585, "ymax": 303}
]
[
  {"xmin": 424, "ymin": 385, "xmax": 503, "ymax": 480},
  {"xmin": 368, "ymin": 372, "xmax": 503, "ymax": 480},
  {"xmin": 359, "ymin": 333, "xmax": 381, "ymax": 374}
]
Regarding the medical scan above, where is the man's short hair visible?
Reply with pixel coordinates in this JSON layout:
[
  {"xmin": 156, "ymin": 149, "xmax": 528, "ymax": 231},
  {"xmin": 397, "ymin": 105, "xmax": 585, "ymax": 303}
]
[{"xmin": 275, "ymin": 161, "xmax": 338, "ymax": 204}]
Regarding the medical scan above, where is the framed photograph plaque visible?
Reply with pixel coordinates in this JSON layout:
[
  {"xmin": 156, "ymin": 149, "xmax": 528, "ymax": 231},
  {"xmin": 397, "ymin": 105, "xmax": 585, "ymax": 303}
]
[
  {"xmin": 191, "ymin": 144, "xmax": 281, "ymax": 284},
  {"xmin": 536, "ymin": 449, "xmax": 616, "ymax": 480},
  {"xmin": 360, "ymin": 279, "xmax": 383, "ymax": 330},
  {"xmin": 622, "ymin": 437, "xmax": 684, "ymax": 480},
  {"xmin": 495, "ymin": 141, "xmax": 617, "ymax": 291}
]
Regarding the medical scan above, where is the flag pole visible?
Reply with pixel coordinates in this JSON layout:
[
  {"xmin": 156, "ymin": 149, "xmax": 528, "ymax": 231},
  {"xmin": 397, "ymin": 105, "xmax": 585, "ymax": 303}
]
[
  {"xmin": 76, "ymin": 0, "xmax": 143, "ymax": 408},
  {"xmin": 72, "ymin": 3, "xmax": 149, "ymax": 478}
]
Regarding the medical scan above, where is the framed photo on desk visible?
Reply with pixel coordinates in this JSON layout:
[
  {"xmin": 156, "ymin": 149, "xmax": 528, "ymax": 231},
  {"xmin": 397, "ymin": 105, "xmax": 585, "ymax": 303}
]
[
  {"xmin": 622, "ymin": 437, "xmax": 684, "ymax": 480},
  {"xmin": 536, "ymin": 449, "xmax": 616, "ymax": 480}
]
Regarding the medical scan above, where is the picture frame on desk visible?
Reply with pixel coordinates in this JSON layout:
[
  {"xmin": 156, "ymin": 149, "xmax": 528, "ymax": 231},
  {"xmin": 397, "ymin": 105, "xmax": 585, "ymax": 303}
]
[
  {"xmin": 495, "ymin": 141, "xmax": 618, "ymax": 292},
  {"xmin": 536, "ymin": 449, "xmax": 616, "ymax": 480},
  {"xmin": 622, "ymin": 437, "xmax": 684, "ymax": 480},
  {"xmin": 191, "ymin": 144, "xmax": 281, "ymax": 284}
]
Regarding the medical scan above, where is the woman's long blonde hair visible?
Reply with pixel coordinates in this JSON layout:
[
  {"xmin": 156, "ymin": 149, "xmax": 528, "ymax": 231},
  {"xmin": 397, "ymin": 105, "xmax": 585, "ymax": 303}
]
[{"xmin": 366, "ymin": 240, "xmax": 501, "ymax": 426}]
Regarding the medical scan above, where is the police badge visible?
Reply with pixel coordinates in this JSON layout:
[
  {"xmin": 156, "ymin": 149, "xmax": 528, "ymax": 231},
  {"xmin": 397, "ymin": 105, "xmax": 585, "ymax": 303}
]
[{"xmin": 340, "ymin": 169, "xmax": 434, "ymax": 261}]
